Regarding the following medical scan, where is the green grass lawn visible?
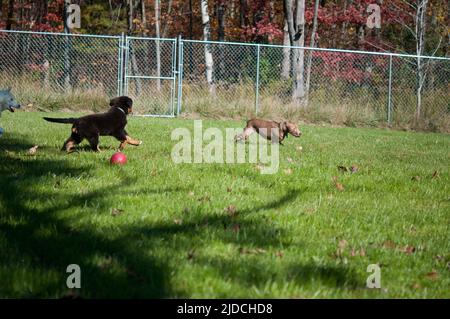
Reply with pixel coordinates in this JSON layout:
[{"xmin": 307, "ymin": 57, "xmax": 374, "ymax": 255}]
[{"xmin": 0, "ymin": 111, "xmax": 449, "ymax": 298}]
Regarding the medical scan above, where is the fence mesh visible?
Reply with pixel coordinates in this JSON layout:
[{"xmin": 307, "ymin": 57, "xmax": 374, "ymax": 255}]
[
  {"xmin": 125, "ymin": 37, "xmax": 176, "ymax": 116},
  {"xmin": 0, "ymin": 31, "xmax": 120, "ymax": 111},
  {"xmin": 0, "ymin": 30, "xmax": 449, "ymax": 131},
  {"xmin": 181, "ymin": 40, "xmax": 449, "ymax": 131}
]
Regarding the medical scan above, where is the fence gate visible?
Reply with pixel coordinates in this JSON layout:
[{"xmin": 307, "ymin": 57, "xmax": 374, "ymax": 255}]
[{"xmin": 122, "ymin": 36, "xmax": 177, "ymax": 117}]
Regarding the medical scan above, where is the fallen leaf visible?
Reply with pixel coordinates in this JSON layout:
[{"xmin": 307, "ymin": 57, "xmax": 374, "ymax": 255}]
[
  {"xmin": 431, "ymin": 171, "xmax": 439, "ymax": 179},
  {"xmin": 111, "ymin": 208, "xmax": 124, "ymax": 217},
  {"xmin": 188, "ymin": 191, "xmax": 195, "ymax": 197},
  {"xmin": 27, "ymin": 145, "xmax": 39, "ymax": 155},
  {"xmin": 412, "ymin": 283, "xmax": 421, "ymax": 289},
  {"xmin": 287, "ymin": 157, "xmax": 294, "ymax": 163},
  {"xmin": 227, "ymin": 187, "xmax": 232, "ymax": 192},
  {"xmin": 339, "ymin": 239, "xmax": 348, "ymax": 250},
  {"xmin": 411, "ymin": 176, "xmax": 421, "ymax": 181},
  {"xmin": 359, "ymin": 248, "xmax": 366, "ymax": 257},
  {"xmin": 337, "ymin": 165, "xmax": 349, "ymax": 173},
  {"xmin": 174, "ymin": 219, "xmax": 183, "ymax": 225},
  {"xmin": 332, "ymin": 176, "xmax": 345, "ymax": 191},
  {"xmin": 275, "ymin": 251, "xmax": 284, "ymax": 258},
  {"xmin": 187, "ymin": 249, "xmax": 195, "ymax": 260},
  {"xmin": 399, "ymin": 245, "xmax": 416, "ymax": 255},
  {"xmin": 284, "ymin": 168, "xmax": 293, "ymax": 175},
  {"xmin": 336, "ymin": 239, "xmax": 348, "ymax": 257},
  {"xmin": 351, "ymin": 247, "xmax": 366, "ymax": 257},
  {"xmin": 198, "ymin": 195, "xmax": 210, "ymax": 202},
  {"xmin": 350, "ymin": 165, "xmax": 358, "ymax": 173},
  {"xmin": 382, "ymin": 240, "xmax": 397, "ymax": 249},
  {"xmin": 225, "ymin": 205, "xmax": 238, "ymax": 217},
  {"xmin": 425, "ymin": 270, "xmax": 439, "ymax": 280}
]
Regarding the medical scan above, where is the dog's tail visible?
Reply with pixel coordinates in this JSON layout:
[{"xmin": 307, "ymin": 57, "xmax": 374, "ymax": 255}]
[{"xmin": 43, "ymin": 117, "xmax": 78, "ymax": 124}]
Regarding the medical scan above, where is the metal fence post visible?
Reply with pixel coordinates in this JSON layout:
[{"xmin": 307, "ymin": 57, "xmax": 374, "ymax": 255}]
[
  {"xmin": 117, "ymin": 32, "xmax": 124, "ymax": 96},
  {"xmin": 123, "ymin": 35, "xmax": 130, "ymax": 96},
  {"xmin": 255, "ymin": 44, "xmax": 261, "ymax": 114},
  {"xmin": 177, "ymin": 35, "xmax": 184, "ymax": 116},
  {"xmin": 387, "ymin": 54, "xmax": 393, "ymax": 125}
]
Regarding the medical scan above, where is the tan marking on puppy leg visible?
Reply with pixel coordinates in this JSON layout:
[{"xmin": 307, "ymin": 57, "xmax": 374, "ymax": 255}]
[
  {"xmin": 242, "ymin": 127, "xmax": 255, "ymax": 141},
  {"xmin": 65, "ymin": 140, "xmax": 76, "ymax": 153},
  {"xmin": 126, "ymin": 135, "xmax": 142, "ymax": 146},
  {"xmin": 119, "ymin": 141, "xmax": 126, "ymax": 150}
]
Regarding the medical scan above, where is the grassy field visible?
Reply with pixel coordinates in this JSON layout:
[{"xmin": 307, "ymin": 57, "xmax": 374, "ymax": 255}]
[{"xmin": 0, "ymin": 111, "xmax": 449, "ymax": 298}]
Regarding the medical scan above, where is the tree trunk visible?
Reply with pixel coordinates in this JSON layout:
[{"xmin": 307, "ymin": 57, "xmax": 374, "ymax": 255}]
[
  {"xmin": 217, "ymin": 0, "xmax": 226, "ymax": 80},
  {"xmin": 340, "ymin": 0, "xmax": 350, "ymax": 47},
  {"xmin": 268, "ymin": 0, "xmax": 275, "ymax": 43},
  {"xmin": 415, "ymin": 0, "xmax": 429, "ymax": 121},
  {"xmin": 141, "ymin": 0, "xmax": 147, "ymax": 30},
  {"xmin": 63, "ymin": 0, "xmax": 72, "ymax": 91},
  {"xmin": 6, "ymin": 0, "xmax": 14, "ymax": 30},
  {"xmin": 128, "ymin": 0, "xmax": 142, "ymax": 95},
  {"xmin": 162, "ymin": 0, "xmax": 173, "ymax": 38},
  {"xmin": 239, "ymin": 0, "xmax": 249, "ymax": 29},
  {"xmin": 155, "ymin": 0, "xmax": 161, "ymax": 91},
  {"xmin": 188, "ymin": 0, "xmax": 193, "ymax": 39},
  {"xmin": 305, "ymin": 0, "xmax": 320, "ymax": 102},
  {"xmin": 217, "ymin": 0, "xmax": 226, "ymax": 41},
  {"xmin": 201, "ymin": 0, "xmax": 215, "ymax": 94},
  {"xmin": 281, "ymin": 20, "xmax": 291, "ymax": 79},
  {"xmin": 285, "ymin": 0, "xmax": 306, "ymax": 105}
]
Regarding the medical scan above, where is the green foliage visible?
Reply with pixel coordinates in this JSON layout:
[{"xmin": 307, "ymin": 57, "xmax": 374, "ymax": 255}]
[{"xmin": 80, "ymin": 4, "xmax": 127, "ymax": 35}]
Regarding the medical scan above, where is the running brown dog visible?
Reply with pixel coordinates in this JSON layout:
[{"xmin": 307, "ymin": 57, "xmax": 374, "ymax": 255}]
[
  {"xmin": 235, "ymin": 118, "xmax": 301, "ymax": 145},
  {"xmin": 43, "ymin": 96, "xmax": 142, "ymax": 152}
]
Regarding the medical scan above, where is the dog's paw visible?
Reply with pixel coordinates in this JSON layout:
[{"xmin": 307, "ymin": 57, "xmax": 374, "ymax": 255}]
[{"xmin": 138, "ymin": 140, "xmax": 143, "ymax": 145}]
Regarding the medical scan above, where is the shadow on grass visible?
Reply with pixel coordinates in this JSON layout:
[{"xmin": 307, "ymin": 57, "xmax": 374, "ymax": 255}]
[
  {"xmin": 0, "ymin": 135, "xmax": 169, "ymax": 298},
  {"xmin": 0, "ymin": 134, "xmax": 359, "ymax": 298}
]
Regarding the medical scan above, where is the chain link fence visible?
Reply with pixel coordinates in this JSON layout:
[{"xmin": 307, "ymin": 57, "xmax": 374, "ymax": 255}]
[
  {"xmin": 0, "ymin": 30, "xmax": 120, "ymax": 112},
  {"xmin": 181, "ymin": 40, "xmax": 450, "ymax": 132},
  {"xmin": 0, "ymin": 30, "xmax": 449, "ymax": 131}
]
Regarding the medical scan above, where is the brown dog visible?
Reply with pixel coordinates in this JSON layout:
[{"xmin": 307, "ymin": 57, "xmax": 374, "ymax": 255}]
[
  {"xmin": 43, "ymin": 96, "xmax": 142, "ymax": 153},
  {"xmin": 235, "ymin": 118, "xmax": 301, "ymax": 145}
]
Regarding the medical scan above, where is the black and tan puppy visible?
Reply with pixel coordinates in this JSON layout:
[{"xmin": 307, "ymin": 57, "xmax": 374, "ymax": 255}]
[
  {"xmin": 43, "ymin": 96, "xmax": 142, "ymax": 153},
  {"xmin": 235, "ymin": 118, "xmax": 302, "ymax": 145}
]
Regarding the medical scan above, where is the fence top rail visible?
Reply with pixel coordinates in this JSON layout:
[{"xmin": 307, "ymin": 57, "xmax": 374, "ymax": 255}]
[
  {"xmin": 0, "ymin": 29, "xmax": 121, "ymax": 40},
  {"xmin": 183, "ymin": 39, "xmax": 450, "ymax": 61},
  {"xmin": 126, "ymin": 35, "xmax": 176, "ymax": 42},
  {"xmin": 1, "ymin": 29, "xmax": 449, "ymax": 61}
]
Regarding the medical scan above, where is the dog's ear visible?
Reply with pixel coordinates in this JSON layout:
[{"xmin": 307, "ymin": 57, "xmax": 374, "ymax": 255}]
[
  {"xmin": 109, "ymin": 97, "xmax": 118, "ymax": 106},
  {"xmin": 277, "ymin": 121, "xmax": 287, "ymax": 139}
]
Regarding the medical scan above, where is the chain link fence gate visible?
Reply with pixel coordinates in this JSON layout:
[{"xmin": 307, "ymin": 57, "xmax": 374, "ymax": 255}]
[{"xmin": 123, "ymin": 36, "xmax": 177, "ymax": 117}]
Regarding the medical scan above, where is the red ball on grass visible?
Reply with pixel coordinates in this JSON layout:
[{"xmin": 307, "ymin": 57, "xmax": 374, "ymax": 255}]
[{"xmin": 110, "ymin": 152, "xmax": 127, "ymax": 165}]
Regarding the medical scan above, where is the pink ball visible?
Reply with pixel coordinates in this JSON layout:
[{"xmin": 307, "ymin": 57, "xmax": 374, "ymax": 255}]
[{"xmin": 110, "ymin": 152, "xmax": 127, "ymax": 165}]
